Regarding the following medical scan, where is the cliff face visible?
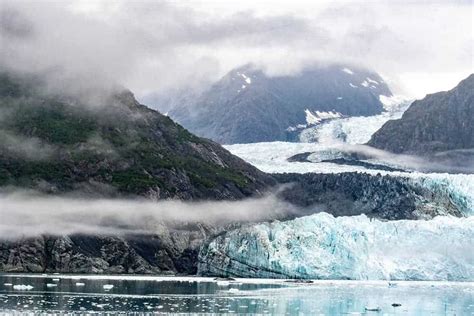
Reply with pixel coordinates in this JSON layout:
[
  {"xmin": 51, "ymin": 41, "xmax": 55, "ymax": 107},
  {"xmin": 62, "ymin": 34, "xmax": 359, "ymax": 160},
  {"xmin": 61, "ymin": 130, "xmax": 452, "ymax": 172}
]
[
  {"xmin": 197, "ymin": 214, "xmax": 474, "ymax": 280},
  {"xmin": 0, "ymin": 72, "xmax": 275, "ymax": 200},
  {"xmin": 0, "ymin": 226, "xmax": 211, "ymax": 275},
  {"xmin": 368, "ymin": 74, "xmax": 474, "ymax": 156}
]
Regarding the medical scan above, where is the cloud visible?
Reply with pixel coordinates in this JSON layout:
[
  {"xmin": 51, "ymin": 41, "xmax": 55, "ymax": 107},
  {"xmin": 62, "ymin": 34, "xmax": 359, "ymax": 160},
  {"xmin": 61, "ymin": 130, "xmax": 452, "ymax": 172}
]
[
  {"xmin": 0, "ymin": 130, "xmax": 57, "ymax": 160},
  {"xmin": 0, "ymin": 191, "xmax": 304, "ymax": 240},
  {"xmin": 0, "ymin": 0, "xmax": 472, "ymax": 100}
]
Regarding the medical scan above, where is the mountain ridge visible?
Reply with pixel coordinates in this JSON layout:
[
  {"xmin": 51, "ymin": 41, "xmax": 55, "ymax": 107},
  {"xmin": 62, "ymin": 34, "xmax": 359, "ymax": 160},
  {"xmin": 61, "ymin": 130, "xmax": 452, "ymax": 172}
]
[
  {"xmin": 368, "ymin": 74, "xmax": 474, "ymax": 157},
  {"xmin": 161, "ymin": 64, "xmax": 392, "ymax": 144},
  {"xmin": 0, "ymin": 71, "xmax": 275, "ymax": 200}
]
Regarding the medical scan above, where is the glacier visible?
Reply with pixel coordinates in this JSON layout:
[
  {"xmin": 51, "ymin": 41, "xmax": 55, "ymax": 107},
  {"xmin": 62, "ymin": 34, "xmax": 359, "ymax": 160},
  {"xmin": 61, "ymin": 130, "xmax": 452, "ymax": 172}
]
[
  {"xmin": 299, "ymin": 100, "xmax": 409, "ymax": 144},
  {"xmin": 220, "ymin": 96, "xmax": 474, "ymax": 281},
  {"xmin": 198, "ymin": 213, "xmax": 474, "ymax": 281},
  {"xmin": 225, "ymin": 142, "xmax": 474, "ymax": 216}
]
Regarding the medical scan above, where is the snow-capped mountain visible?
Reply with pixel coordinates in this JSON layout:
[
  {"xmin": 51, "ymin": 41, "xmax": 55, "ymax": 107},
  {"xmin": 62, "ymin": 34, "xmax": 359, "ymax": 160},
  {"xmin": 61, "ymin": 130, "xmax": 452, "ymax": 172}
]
[{"xmin": 163, "ymin": 64, "xmax": 393, "ymax": 144}]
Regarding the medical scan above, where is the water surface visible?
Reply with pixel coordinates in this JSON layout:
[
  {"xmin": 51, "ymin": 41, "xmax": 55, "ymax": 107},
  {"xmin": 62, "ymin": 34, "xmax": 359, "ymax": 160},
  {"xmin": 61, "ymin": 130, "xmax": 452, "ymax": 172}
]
[{"xmin": 0, "ymin": 274, "xmax": 473, "ymax": 314}]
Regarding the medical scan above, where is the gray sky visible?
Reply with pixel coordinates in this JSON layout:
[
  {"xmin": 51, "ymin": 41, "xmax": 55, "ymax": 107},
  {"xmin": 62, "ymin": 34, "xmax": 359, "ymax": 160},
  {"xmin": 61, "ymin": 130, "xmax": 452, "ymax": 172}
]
[{"xmin": 1, "ymin": 0, "xmax": 472, "ymax": 99}]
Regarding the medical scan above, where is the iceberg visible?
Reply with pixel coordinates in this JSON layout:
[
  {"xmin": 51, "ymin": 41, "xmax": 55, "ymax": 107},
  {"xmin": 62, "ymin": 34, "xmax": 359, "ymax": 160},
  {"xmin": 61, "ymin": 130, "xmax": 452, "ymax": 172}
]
[{"xmin": 198, "ymin": 213, "xmax": 474, "ymax": 281}]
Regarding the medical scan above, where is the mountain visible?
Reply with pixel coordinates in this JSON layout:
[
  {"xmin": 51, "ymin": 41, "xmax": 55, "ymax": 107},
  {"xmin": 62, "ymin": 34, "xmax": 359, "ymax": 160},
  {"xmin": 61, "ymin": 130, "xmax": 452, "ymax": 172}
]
[
  {"xmin": 368, "ymin": 74, "xmax": 474, "ymax": 157},
  {"xmin": 0, "ymin": 71, "xmax": 465, "ymax": 275},
  {"xmin": 164, "ymin": 64, "xmax": 392, "ymax": 144},
  {"xmin": 0, "ymin": 72, "xmax": 274, "ymax": 199}
]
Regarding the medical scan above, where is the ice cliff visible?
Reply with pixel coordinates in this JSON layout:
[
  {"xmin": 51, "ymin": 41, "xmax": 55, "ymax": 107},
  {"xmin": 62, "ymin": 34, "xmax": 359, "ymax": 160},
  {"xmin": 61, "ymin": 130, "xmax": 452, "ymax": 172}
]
[{"xmin": 198, "ymin": 213, "xmax": 474, "ymax": 281}]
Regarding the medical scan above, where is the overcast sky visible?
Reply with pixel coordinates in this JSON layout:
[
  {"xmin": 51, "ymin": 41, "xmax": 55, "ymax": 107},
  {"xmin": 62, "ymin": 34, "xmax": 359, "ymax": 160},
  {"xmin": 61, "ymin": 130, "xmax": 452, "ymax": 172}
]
[{"xmin": 1, "ymin": 0, "xmax": 472, "ymax": 99}]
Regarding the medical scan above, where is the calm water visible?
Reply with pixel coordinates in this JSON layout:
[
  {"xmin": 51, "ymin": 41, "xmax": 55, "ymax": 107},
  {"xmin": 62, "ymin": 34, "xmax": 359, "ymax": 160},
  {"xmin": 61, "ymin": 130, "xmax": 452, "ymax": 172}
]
[{"xmin": 0, "ymin": 274, "xmax": 473, "ymax": 315}]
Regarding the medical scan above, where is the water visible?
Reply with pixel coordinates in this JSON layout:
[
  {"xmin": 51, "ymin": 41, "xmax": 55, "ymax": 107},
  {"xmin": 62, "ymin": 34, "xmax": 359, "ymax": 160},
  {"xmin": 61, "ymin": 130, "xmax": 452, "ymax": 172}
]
[{"xmin": 0, "ymin": 274, "xmax": 473, "ymax": 314}]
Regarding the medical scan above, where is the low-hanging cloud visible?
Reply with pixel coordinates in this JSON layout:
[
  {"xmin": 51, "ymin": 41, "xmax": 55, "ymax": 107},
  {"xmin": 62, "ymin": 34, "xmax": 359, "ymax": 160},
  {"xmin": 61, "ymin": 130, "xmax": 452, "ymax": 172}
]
[
  {"xmin": 332, "ymin": 143, "xmax": 474, "ymax": 174},
  {"xmin": 0, "ymin": 0, "xmax": 471, "ymax": 100},
  {"xmin": 0, "ymin": 190, "xmax": 306, "ymax": 240}
]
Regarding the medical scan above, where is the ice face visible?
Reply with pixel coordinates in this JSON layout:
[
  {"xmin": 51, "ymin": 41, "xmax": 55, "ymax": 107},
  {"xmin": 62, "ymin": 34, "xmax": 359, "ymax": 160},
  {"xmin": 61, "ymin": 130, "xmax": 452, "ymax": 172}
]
[{"xmin": 199, "ymin": 213, "xmax": 474, "ymax": 281}]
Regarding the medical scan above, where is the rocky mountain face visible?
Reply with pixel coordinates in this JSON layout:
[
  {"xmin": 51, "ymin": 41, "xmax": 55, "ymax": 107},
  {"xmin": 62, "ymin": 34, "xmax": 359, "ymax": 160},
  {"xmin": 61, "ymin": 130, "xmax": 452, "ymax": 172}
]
[
  {"xmin": 164, "ymin": 64, "xmax": 392, "ymax": 144},
  {"xmin": 0, "ymin": 72, "xmax": 275, "ymax": 200},
  {"xmin": 368, "ymin": 74, "xmax": 474, "ymax": 157},
  {"xmin": 0, "ymin": 225, "xmax": 211, "ymax": 275},
  {"xmin": 275, "ymin": 172, "xmax": 463, "ymax": 220}
]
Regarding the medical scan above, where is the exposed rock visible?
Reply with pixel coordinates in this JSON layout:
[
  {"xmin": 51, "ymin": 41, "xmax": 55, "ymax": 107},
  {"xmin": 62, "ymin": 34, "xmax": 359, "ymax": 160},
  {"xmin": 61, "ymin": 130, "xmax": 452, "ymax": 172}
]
[
  {"xmin": 275, "ymin": 172, "xmax": 463, "ymax": 220},
  {"xmin": 165, "ymin": 64, "xmax": 392, "ymax": 144},
  {"xmin": 368, "ymin": 74, "xmax": 473, "ymax": 160}
]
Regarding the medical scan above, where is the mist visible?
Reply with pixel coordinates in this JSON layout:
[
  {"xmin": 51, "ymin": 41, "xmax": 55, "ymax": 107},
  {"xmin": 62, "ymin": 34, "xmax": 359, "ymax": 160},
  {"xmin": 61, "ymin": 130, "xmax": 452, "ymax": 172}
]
[
  {"xmin": 337, "ymin": 144, "xmax": 474, "ymax": 174},
  {"xmin": 0, "ymin": 191, "xmax": 306, "ymax": 240},
  {"xmin": 0, "ymin": 0, "xmax": 471, "ymax": 100}
]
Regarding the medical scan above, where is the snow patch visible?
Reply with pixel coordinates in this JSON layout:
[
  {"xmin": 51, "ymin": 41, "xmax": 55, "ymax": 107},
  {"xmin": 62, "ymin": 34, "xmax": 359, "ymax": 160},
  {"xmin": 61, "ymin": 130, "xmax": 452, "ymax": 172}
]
[
  {"xmin": 361, "ymin": 80, "xmax": 369, "ymax": 87},
  {"xmin": 349, "ymin": 83, "xmax": 357, "ymax": 88},
  {"xmin": 237, "ymin": 72, "xmax": 252, "ymax": 84},
  {"xmin": 366, "ymin": 77, "xmax": 379, "ymax": 85},
  {"xmin": 342, "ymin": 68, "xmax": 354, "ymax": 75},
  {"xmin": 305, "ymin": 109, "xmax": 342, "ymax": 125}
]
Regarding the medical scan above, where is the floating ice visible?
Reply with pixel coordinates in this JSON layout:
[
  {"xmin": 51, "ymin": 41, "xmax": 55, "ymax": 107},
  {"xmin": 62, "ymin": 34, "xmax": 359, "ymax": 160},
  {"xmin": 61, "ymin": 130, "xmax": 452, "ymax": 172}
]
[
  {"xmin": 103, "ymin": 284, "xmax": 114, "ymax": 290},
  {"xmin": 349, "ymin": 83, "xmax": 358, "ymax": 88},
  {"xmin": 13, "ymin": 285, "xmax": 34, "ymax": 290},
  {"xmin": 76, "ymin": 282, "xmax": 85, "ymax": 286}
]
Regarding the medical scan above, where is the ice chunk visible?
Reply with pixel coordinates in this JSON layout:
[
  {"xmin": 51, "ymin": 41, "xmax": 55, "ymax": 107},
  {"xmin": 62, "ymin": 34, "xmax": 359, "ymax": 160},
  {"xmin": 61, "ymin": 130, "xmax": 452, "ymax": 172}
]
[
  {"xmin": 361, "ymin": 80, "xmax": 369, "ymax": 87},
  {"xmin": 103, "ymin": 284, "xmax": 114, "ymax": 290},
  {"xmin": 13, "ymin": 284, "xmax": 34, "ymax": 290},
  {"xmin": 349, "ymin": 83, "xmax": 358, "ymax": 88}
]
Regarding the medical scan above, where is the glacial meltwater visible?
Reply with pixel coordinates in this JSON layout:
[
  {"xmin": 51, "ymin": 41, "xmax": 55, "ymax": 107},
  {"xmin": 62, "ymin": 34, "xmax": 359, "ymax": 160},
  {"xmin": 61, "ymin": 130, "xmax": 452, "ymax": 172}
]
[{"xmin": 0, "ymin": 274, "xmax": 473, "ymax": 315}]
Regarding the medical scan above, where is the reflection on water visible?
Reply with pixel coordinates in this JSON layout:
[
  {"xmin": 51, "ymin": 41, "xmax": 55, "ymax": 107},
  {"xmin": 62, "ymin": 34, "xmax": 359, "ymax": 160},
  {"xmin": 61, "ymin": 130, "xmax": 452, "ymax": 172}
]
[{"xmin": 0, "ymin": 274, "xmax": 473, "ymax": 314}]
